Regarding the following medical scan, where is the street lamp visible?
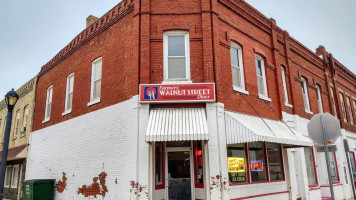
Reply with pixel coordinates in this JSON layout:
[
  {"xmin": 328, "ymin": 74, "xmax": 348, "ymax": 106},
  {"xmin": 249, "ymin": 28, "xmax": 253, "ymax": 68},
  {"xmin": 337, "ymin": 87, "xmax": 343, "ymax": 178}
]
[{"xmin": 0, "ymin": 89, "xmax": 19, "ymax": 200}]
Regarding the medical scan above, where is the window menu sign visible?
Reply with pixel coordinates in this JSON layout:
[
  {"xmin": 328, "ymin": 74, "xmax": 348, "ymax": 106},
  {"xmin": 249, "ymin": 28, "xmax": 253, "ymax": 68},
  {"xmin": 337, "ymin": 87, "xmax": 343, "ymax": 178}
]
[
  {"xmin": 228, "ymin": 157, "xmax": 246, "ymax": 183},
  {"xmin": 139, "ymin": 83, "xmax": 215, "ymax": 103}
]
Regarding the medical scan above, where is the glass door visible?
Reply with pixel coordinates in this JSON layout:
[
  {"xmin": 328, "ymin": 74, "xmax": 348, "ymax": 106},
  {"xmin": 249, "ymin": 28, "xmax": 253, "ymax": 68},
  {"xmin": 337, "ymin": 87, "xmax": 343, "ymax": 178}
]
[{"xmin": 166, "ymin": 150, "xmax": 192, "ymax": 200}]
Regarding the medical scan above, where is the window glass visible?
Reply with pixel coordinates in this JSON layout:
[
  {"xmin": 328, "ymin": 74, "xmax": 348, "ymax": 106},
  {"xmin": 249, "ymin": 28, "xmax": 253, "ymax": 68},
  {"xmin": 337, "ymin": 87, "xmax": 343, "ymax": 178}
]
[
  {"xmin": 304, "ymin": 148, "xmax": 317, "ymax": 185},
  {"xmin": 65, "ymin": 74, "xmax": 74, "ymax": 111},
  {"xmin": 255, "ymin": 59, "xmax": 262, "ymax": 76},
  {"xmin": 301, "ymin": 78, "xmax": 310, "ymax": 112},
  {"xmin": 249, "ymin": 142, "xmax": 267, "ymax": 182},
  {"xmin": 255, "ymin": 55, "xmax": 267, "ymax": 97},
  {"xmin": 281, "ymin": 67, "xmax": 289, "ymax": 104},
  {"xmin": 168, "ymin": 58, "xmax": 186, "ymax": 79},
  {"xmin": 328, "ymin": 152, "xmax": 339, "ymax": 182},
  {"xmin": 91, "ymin": 58, "xmax": 102, "ymax": 101},
  {"xmin": 349, "ymin": 152, "xmax": 356, "ymax": 179},
  {"xmin": 230, "ymin": 43, "xmax": 244, "ymax": 90},
  {"xmin": 14, "ymin": 111, "xmax": 20, "ymax": 136},
  {"xmin": 45, "ymin": 86, "xmax": 53, "ymax": 119},
  {"xmin": 155, "ymin": 142, "xmax": 163, "ymax": 185},
  {"xmin": 195, "ymin": 141, "xmax": 204, "ymax": 185},
  {"xmin": 267, "ymin": 143, "xmax": 283, "ymax": 181},
  {"xmin": 339, "ymin": 92, "xmax": 347, "ymax": 121},
  {"xmin": 330, "ymin": 87, "xmax": 337, "ymax": 116},
  {"xmin": 168, "ymin": 36, "xmax": 185, "ymax": 56},
  {"xmin": 346, "ymin": 96, "xmax": 353, "ymax": 124},
  {"xmin": 5, "ymin": 166, "xmax": 12, "ymax": 186},
  {"xmin": 230, "ymin": 47, "xmax": 238, "ymax": 67},
  {"xmin": 316, "ymin": 85, "xmax": 323, "ymax": 113},
  {"xmin": 227, "ymin": 144, "xmax": 247, "ymax": 184},
  {"xmin": 23, "ymin": 106, "xmax": 29, "ymax": 127},
  {"xmin": 11, "ymin": 165, "xmax": 19, "ymax": 187}
]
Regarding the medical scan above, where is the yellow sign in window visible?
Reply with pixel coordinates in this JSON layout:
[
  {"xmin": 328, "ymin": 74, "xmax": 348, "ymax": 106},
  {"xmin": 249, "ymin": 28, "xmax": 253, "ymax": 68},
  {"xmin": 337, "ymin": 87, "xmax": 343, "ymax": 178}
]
[{"xmin": 228, "ymin": 157, "xmax": 245, "ymax": 173}]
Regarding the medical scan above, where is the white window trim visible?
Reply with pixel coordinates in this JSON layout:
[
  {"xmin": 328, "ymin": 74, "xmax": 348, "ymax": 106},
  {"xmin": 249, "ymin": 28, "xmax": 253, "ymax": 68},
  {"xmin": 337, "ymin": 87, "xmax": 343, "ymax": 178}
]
[
  {"xmin": 255, "ymin": 54, "xmax": 269, "ymax": 100},
  {"xmin": 231, "ymin": 42, "xmax": 248, "ymax": 94},
  {"xmin": 43, "ymin": 85, "xmax": 53, "ymax": 123},
  {"xmin": 63, "ymin": 73, "xmax": 74, "ymax": 115},
  {"xmin": 301, "ymin": 77, "xmax": 311, "ymax": 113},
  {"xmin": 11, "ymin": 164, "xmax": 19, "ymax": 188},
  {"xmin": 316, "ymin": 85, "xmax": 323, "ymax": 113},
  {"xmin": 88, "ymin": 57, "xmax": 102, "ymax": 106},
  {"xmin": 281, "ymin": 67, "xmax": 289, "ymax": 104},
  {"xmin": 163, "ymin": 31, "xmax": 191, "ymax": 82}
]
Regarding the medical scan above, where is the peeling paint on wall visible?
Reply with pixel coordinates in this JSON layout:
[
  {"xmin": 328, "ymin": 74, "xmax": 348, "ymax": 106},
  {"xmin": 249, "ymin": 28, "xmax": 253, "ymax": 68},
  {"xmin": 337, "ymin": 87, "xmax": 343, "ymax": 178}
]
[
  {"xmin": 78, "ymin": 172, "xmax": 108, "ymax": 198},
  {"xmin": 57, "ymin": 172, "xmax": 67, "ymax": 193}
]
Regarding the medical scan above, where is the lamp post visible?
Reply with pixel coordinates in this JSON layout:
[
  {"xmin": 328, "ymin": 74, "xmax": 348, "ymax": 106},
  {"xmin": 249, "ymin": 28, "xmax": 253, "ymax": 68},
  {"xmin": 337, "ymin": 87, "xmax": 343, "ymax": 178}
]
[{"xmin": 0, "ymin": 89, "xmax": 19, "ymax": 200}]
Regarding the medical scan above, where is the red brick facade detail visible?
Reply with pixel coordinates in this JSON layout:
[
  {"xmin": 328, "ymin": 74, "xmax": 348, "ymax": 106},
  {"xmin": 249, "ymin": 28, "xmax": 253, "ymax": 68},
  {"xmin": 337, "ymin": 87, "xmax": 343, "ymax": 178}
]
[{"xmin": 33, "ymin": 0, "xmax": 356, "ymax": 133}]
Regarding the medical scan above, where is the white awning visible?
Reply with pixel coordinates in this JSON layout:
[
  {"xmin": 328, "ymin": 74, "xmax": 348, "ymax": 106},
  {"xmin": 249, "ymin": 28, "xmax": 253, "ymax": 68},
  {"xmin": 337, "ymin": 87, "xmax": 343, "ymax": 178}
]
[
  {"xmin": 225, "ymin": 111, "xmax": 313, "ymax": 147},
  {"xmin": 146, "ymin": 108, "xmax": 209, "ymax": 142}
]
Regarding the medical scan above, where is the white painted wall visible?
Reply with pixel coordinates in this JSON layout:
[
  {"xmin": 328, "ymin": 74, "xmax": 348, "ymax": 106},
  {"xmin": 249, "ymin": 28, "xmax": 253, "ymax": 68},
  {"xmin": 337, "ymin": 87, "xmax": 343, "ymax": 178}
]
[{"xmin": 26, "ymin": 96, "xmax": 147, "ymax": 200}]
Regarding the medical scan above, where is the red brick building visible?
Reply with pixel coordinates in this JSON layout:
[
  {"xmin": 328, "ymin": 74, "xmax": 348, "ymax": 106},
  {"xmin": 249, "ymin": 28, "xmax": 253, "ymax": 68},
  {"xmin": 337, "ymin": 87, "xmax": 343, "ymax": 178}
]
[{"xmin": 26, "ymin": 0, "xmax": 356, "ymax": 199}]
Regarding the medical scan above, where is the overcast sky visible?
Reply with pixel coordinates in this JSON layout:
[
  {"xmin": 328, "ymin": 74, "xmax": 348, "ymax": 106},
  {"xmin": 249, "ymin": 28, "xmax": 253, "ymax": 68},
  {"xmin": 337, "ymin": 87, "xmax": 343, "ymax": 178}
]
[{"xmin": 0, "ymin": 0, "xmax": 355, "ymax": 99}]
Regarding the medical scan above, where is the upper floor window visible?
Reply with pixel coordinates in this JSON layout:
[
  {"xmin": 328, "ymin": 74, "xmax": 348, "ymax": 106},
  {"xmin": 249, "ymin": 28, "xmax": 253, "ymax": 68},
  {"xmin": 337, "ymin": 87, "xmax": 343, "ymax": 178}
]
[
  {"xmin": 230, "ymin": 42, "xmax": 246, "ymax": 93},
  {"xmin": 316, "ymin": 85, "xmax": 323, "ymax": 113},
  {"xmin": 301, "ymin": 77, "xmax": 311, "ymax": 113},
  {"xmin": 89, "ymin": 57, "xmax": 102, "ymax": 105},
  {"xmin": 330, "ymin": 86, "xmax": 337, "ymax": 117},
  {"xmin": 339, "ymin": 92, "xmax": 347, "ymax": 122},
  {"xmin": 22, "ymin": 105, "xmax": 29, "ymax": 128},
  {"xmin": 2, "ymin": 117, "xmax": 6, "ymax": 139},
  {"xmin": 163, "ymin": 31, "xmax": 190, "ymax": 81},
  {"xmin": 64, "ymin": 73, "xmax": 74, "ymax": 114},
  {"xmin": 44, "ymin": 86, "xmax": 53, "ymax": 122},
  {"xmin": 346, "ymin": 96, "xmax": 354, "ymax": 125},
  {"xmin": 14, "ymin": 110, "xmax": 20, "ymax": 136},
  {"xmin": 255, "ymin": 55, "xmax": 269, "ymax": 101},
  {"xmin": 353, "ymin": 99, "xmax": 356, "ymax": 123},
  {"xmin": 281, "ymin": 66, "xmax": 290, "ymax": 105}
]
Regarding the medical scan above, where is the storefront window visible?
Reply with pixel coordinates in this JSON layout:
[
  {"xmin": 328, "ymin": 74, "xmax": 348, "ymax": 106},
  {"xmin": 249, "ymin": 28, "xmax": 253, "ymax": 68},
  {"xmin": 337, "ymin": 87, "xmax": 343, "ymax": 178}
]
[
  {"xmin": 328, "ymin": 152, "xmax": 339, "ymax": 182},
  {"xmin": 155, "ymin": 142, "xmax": 164, "ymax": 189},
  {"xmin": 267, "ymin": 143, "xmax": 283, "ymax": 181},
  {"xmin": 194, "ymin": 141, "xmax": 204, "ymax": 187},
  {"xmin": 304, "ymin": 147, "xmax": 317, "ymax": 185},
  {"xmin": 349, "ymin": 152, "xmax": 356, "ymax": 179},
  {"xmin": 249, "ymin": 142, "xmax": 267, "ymax": 182},
  {"xmin": 227, "ymin": 143, "xmax": 247, "ymax": 184}
]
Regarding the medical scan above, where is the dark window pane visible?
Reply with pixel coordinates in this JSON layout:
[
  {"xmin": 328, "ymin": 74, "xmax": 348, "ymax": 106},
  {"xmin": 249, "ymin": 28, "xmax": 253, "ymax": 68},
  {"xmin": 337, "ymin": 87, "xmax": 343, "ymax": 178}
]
[
  {"xmin": 227, "ymin": 144, "xmax": 247, "ymax": 184},
  {"xmin": 195, "ymin": 141, "xmax": 204, "ymax": 184},
  {"xmin": 230, "ymin": 47, "xmax": 238, "ymax": 67},
  {"xmin": 155, "ymin": 143, "xmax": 163, "ymax": 185},
  {"xmin": 249, "ymin": 142, "xmax": 267, "ymax": 182},
  {"xmin": 267, "ymin": 143, "xmax": 283, "ymax": 181},
  {"xmin": 255, "ymin": 59, "xmax": 262, "ymax": 76}
]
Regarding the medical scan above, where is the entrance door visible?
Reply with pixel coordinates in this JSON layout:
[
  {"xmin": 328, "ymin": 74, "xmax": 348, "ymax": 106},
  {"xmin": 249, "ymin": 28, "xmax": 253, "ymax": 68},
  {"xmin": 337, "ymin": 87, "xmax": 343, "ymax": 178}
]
[
  {"xmin": 287, "ymin": 149, "xmax": 301, "ymax": 200},
  {"xmin": 166, "ymin": 149, "xmax": 193, "ymax": 200}
]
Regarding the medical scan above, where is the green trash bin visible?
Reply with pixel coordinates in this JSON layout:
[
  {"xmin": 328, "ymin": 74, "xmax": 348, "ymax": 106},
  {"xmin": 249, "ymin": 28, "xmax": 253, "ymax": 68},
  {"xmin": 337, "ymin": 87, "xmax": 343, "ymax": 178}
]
[{"xmin": 22, "ymin": 179, "xmax": 56, "ymax": 200}]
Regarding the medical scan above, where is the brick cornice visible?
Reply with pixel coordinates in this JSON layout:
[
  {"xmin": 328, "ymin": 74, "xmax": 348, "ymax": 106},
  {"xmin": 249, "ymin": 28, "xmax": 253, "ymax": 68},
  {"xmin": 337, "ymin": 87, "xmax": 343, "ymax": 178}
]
[{"xmin": 38, "ymin": 1, "xmax": 134, "ymax": 77}]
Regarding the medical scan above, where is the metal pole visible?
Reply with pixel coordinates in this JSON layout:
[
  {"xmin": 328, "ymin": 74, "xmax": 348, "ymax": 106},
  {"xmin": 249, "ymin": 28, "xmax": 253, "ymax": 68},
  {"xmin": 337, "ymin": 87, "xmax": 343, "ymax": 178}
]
[
  {"xmin": 344, "ymin": 139, "xmax": 356, "ymax": 200},
  {"xmin": 0, "ymin": 107, "xmax": 14, "ymax": 200},
  {"xmin": 321, "ymin": 115, "xmax": 335, "ymax": 200}
]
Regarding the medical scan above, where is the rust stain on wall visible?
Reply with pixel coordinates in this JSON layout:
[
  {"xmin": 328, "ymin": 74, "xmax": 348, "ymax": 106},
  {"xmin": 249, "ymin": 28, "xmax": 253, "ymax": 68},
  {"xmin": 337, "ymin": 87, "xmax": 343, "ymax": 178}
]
[
  {"xmin": 78, "ymin": 172, "xmax": 108, "ymax": 198},
  {"xmin": 57, "ymin": 172, "xmax": 67, "ymax": 193}
]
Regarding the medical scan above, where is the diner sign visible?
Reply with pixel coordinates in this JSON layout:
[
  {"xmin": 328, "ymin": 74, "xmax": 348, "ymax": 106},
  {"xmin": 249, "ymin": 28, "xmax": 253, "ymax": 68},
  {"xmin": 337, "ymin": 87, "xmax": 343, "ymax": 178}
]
[{"xmin": 139, "ymin": 83, "xmax": 215, "ymax": 103}]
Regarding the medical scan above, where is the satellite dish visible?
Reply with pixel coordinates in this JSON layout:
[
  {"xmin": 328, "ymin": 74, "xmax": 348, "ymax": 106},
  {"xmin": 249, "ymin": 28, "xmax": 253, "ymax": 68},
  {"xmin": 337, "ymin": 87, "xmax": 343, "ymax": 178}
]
[{"xmin": 307, "ymin": 112, "xmax": 341, "ymax": 145}]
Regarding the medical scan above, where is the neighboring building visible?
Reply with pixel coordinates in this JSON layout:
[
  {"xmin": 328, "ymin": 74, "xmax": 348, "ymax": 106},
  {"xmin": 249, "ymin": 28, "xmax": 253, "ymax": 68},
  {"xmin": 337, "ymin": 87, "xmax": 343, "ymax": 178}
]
[
  {"xmin": 24, "ymin": 0, "xmax": 356, "ymax": 200},
  {"xmin": 0, "ymin": 76, "xmax": 37, "ymax": 200}
]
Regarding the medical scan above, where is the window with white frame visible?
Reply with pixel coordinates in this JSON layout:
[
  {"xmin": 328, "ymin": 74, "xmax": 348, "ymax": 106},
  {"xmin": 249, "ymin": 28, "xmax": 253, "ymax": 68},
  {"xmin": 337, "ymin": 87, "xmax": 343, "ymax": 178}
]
[
  {"xmin": 90, "ymin": 57, "xmax": 102, "ymax": 103},
  {"xmin": 255, "ymin": 55, "xmax": 268, "ymax": 99},
  {"xmin": 64, "ymin": 73, "xmax": 74, "ymax": 113},
  {"xmin": 301, "ymin": 77, "xmax": 311, "ymax": 113},
  {"xmin": 316, "ymin": 85, "xmax": 323, "ymax": 113},
  {"xmin": 230, "ymin": 42, "xmax": 246, "ymax": 92},
  {"xmin": 22, "ymin": 105, "xmax": 29, "ymax": 129},
  {"xmin": 44, "ymin": 86, "xmax": 53, "ymax": 122},
  {"xmin": 281, "ymin": 66, "xmax": 289, "ymax": 105},
  {"xmin": 5, "ymin": 165, "xmax": 12, "ymax": 187},
  {"xmin": 339, "ymin": 92, "xmax": 347, "ymax": 122},
  {"xmin": 346, "ymin": 96, "xmax": 354, "ymax": 125},
  {"xmin": 11, "ymin": 165, "xmax": 19, "ymax": 188},
  {"xmin": 14, "ymin": 110, "xmax": 20, "ymax": 136},
  {"xmin": 163, "ymin": 31, "xmax": 190, "ymax": 81},
  {"xmin": 330, "ymin": 86, "xmax": 337, "ymax": 117}
]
